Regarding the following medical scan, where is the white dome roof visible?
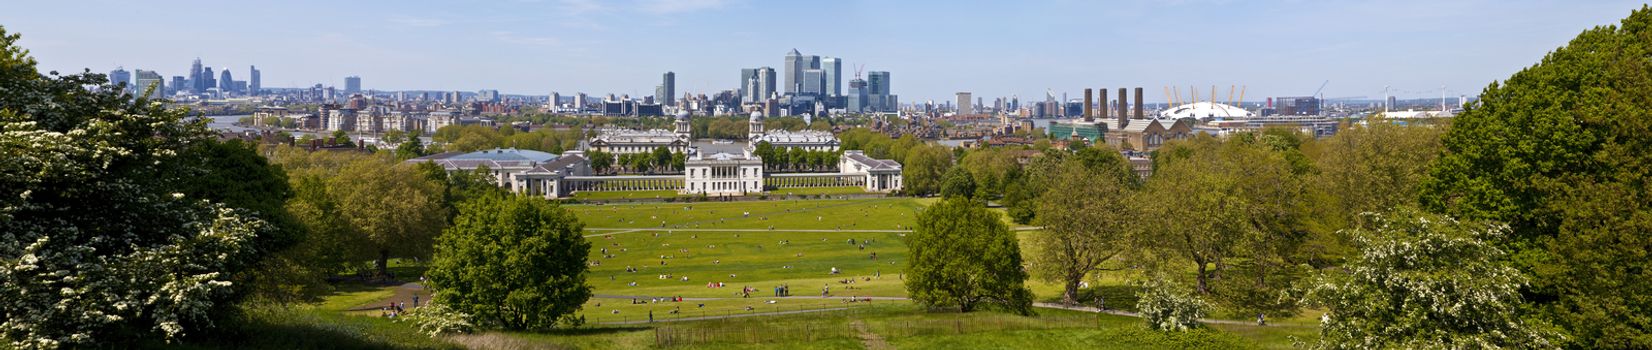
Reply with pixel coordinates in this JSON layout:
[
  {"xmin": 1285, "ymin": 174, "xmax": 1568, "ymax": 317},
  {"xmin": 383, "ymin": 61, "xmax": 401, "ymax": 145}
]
[
  {"xmin": 750, "ymin": 111, "xmax": 764, "ymax": 121},
  {"xmin": 1159, "ymin": 102, "xmax": 1253, "ymax": 120},
  {"xmin": 676, "ymin": 111, "xmax": 691, "ymax": 120}
]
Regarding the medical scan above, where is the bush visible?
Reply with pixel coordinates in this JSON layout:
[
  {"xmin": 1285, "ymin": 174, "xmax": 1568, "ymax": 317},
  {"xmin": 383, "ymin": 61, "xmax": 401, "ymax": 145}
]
[
  {"xmin": 398, "ymin": 303, "xmax": 476, "ymax": 337},
  {"xmin": 1137, "ymin": 279, "xmax": 1207, "ymax": 332}
]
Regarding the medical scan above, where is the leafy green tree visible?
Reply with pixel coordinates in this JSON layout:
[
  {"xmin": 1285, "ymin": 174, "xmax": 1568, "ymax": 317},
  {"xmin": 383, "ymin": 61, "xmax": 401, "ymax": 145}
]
[
  {"xmin": 939, "ymin": 166, "xmax": 976, "ymax": 199},
  {"xmin": 905, "ymin": 198, "xmax": 1033, "ymax": 314},
  {"xmin": 0, "ymin": 26, "xmax": 265, "ymax": 346},
  {"xmin": 429, "ymin": 195, "xmax": 592, "ymax": 331},
  {"xmin": 394, "ymin": 137, "xmax": 429, "ymax": 160},
  {"xmin": 901, "ymin": 144, "xmax": 952, "ymax": 196},
  {"xmin": 330, "ymin": 130, "xmax": 352, "ymax": 146},
  {"xmin": 586, "ymin": 150, "xmax": 613, "ymax": 174},
  {"xmin": 651, "ymin": 146, "xmax": 672, "ymax": 171},
  {"xmin": 1302, "ymin": 208, "xmax": 1558, "ymax": 349},
  {"xmin": 1030, "ymin": 160, "xmax": 1135, "ymax": 305},
  {"xmin": 329, "ymin": 157, "xmax": 447, "ymax": 277},
  {"xmin": 382, "ymin": 129, "xmax": 406, "ymax": 146},
  {"xmin": 1418, "ymin": 7, "xmax": 1652, "ymax": 347}
]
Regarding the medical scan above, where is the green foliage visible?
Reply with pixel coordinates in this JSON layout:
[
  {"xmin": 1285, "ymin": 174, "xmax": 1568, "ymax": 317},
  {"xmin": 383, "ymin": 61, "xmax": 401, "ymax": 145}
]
[
  {"xmin": 330, "ymin": 157, "xmax": 448, "ymax": 276},
  {"xmin": 0, "ymin": 25, "xmax": 267, "ymax": 347},
  {"xmin": 585, "ymin": 150, "xmax": 614, "ymax": 174},
  {"xmin": 901, "ymin": 144, "xmax": 953, "ymax": 196},
  {"xmin": 1418, "ymin": 7, "xmax": 1652, "ymax": 348},
  {"xmin": 429, "ymin": 195, "xmax": 592, "ymax": 331},
  {"xmin": 1301, "ymin": 208, "xmax": 1558, "ymax": 349},
  {"xmin": 1030, "ymin": 159, "xmax": 1135, "ymax": 305},
  {"xmin": 1137, "ymin": 278, "xmax": 1209, "ymax": 332},
  {"xmin": 938, "ymin": 166, "xmax": 976, "ymax": 199},
  {"xmin": 904, "ymin": 198, "xmax": 1033, "ymax": 314},
  {"xmin": 394, "ymin": 137, "xmax": 428, "ymax": 160},
  {"xmin": 1302, "ymin": 118, "xmax": 1446, "ymax": 266}
]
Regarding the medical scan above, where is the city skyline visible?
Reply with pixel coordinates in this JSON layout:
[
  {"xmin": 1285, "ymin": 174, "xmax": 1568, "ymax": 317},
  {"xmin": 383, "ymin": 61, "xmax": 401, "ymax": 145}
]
[{"xmin": 2, "ymin": 0, "xmax": 1644, "ymax": 102}]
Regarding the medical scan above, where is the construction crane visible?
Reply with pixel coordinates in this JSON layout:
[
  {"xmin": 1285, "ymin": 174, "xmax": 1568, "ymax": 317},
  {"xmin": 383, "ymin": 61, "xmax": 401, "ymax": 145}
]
[{"xmin": 1314, "ymin": 80, "xmax": 1330, "ymax": 116}]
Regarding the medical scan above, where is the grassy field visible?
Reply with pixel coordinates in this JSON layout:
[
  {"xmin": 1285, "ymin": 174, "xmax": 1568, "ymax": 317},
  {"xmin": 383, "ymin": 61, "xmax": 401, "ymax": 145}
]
[
  {"xmin": 230, "ymin": 197, "xmax": 1317, "ymax": 349},
  {"xmin": 769, "ymin": 186, "xmax": 875, "ymax": 196},
  {"xmin": 573, "ymin": 190, "xmax": 682, "ymax": 200}
]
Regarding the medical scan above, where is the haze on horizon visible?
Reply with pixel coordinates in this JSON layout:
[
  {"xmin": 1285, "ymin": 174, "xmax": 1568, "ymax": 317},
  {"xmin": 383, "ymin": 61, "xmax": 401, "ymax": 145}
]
[{"xmin": 2, "ymin": 0, "xmax": 1643, "ymax": 103}]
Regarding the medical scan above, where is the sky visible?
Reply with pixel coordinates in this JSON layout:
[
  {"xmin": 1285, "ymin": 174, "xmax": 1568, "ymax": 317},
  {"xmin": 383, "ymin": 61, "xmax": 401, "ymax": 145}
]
[{"xmin": 2, "ymin": 0, "xmax": 1646, "ymax": 103}]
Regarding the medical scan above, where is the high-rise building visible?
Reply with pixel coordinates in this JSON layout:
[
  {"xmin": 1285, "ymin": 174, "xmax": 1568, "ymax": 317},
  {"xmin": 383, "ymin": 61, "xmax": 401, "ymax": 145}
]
[
  {"xmin": 575, "ymin": 93, "xmax": 588, "ymax": 109},
  {"xmin": 800, "ymin": 69, "xmax": 825, "ymax": 95},
  {"xmin": 134, "ymin": 70, "xmax": 164, "ymax": 100},
  {"xmin": 757, "ymin": 67, "xmax": 776, "ymax": 100},
  {"xmin": 739, "ymin": 68, "xmax": 756, "ymax": 101},
  {"xmin": 549, "ymin": 92, "xmax": 561, "ymax": 107},
  {"xmin": 478, "ymin": 89, "xmax": 500, "ymax": 103},
  {"xmin": 784, "ymin": 49, "xmax": 803, "ymax": 94},
  {"xmin": 847, "ymin": 78, "xmax": 868, "ymax": 113},
  {"xmin": 345, "ymin": 76, "xmax": 362, "ymax": 94},
  {"xmin": 956, "ymin": 92, "xmax": 972, "ymax": 115},
  {"xmin": 169, "ymin": 76, "xmax": 185, "ymax": 96},
  {"xmin": 660, "ymin": 71, "xmax": 676, "ymax": 106},
  {"xmin": 249, "ymin": 66, "xmax": 261, "ymax": 95},
  {"xmin": 189, "ymin": 58, "xmax": 203, "ymax": 93},
  {"xmin": 109, "ymin": 67, "xmax": 131, "ymax": 92},
  {"xmin": 821, "ymin": 57, "xmax": 842, "ymax": 97},
  {"xmin": 201, "ymin": 67, "xmax": 216, "ymax": 92},
  {"xmin": 867, "ymin": 71, "xmax": 889, "ymax": 96},
  {"xmin": 219, "ymin": 69, "xmax": 233, "ymax": 93}
]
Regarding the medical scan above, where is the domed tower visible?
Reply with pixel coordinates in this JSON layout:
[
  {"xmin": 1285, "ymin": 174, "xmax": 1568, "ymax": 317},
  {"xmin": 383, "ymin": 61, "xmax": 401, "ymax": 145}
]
[
  {"xmin": 674, "ymin": 111, "xmax": 692, "ymax": 140},
  {"xmin": 748, "ymin": 111, "xmax": 766, "ymax": 140}
]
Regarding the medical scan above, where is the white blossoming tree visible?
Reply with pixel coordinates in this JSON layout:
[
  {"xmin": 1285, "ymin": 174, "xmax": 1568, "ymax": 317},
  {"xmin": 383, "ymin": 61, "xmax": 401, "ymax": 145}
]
[
  {"xmin": 1300, "ymin": 208, "xmax": 1558, "ymax": 349},
  {"xmin": 0, "ymin": 27, "xmax": 265, "ymax": 348}
]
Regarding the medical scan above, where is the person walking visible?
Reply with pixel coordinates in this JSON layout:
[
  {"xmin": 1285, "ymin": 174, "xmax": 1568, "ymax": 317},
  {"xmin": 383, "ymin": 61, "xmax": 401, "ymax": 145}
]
[{"xmin": 649, "ymin": 310, "xmax": 654, "ymax": 323}]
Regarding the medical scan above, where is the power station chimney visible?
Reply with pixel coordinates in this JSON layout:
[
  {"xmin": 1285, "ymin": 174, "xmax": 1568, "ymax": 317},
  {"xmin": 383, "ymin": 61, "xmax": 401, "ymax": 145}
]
[
  {"xmin": 1083, "ymin": 88, "xmax": 1093, "ymax": 122},
  {"xmin": 1118, "ymin": 88, "xmax": 1129, "ymax": 128},
  {"xmin": 1134, "ymin": 87, "xmax": 1144, "ymax": 119},
  {"xmin": 1100, "ymin": 88, "xmax": 1109, "ymax": 121}
]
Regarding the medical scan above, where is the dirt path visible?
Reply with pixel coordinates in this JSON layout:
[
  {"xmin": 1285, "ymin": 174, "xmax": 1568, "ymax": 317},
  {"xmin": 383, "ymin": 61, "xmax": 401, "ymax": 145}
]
[
  {"xmin": 347, "ymin": 282, "xmax": 430, "ymax": 312},
  {"xmin": 851, "ymin": 320, "xmax": 892, "ymax": 350}
]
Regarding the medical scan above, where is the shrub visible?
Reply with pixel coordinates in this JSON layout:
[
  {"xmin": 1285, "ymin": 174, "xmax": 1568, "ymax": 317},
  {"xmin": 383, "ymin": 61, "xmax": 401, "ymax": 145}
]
[{"xmin": 1137, "ymin": 279, "xmax": 1207, "ymax": 332}]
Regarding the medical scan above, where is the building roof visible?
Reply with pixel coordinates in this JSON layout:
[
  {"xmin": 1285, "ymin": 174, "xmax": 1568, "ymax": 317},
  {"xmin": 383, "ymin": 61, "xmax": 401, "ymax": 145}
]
[
  {"xmin": 842, "ymin": 151, "xmax": 902, "ymax": 172},
  {"xmin": 407, "ymin": 148, "xmax": 559, "ymax": 171},
  {"xmin": 1158, "ymin": 102, "xmax": 1254, "ymax": 120},
  {"xmin": 592, "ymin": 128, "xmax": 687, "ymax": 145},
  {"xmin": 752, "ymin": 130, "xmax": 838, "ymax": 145}
]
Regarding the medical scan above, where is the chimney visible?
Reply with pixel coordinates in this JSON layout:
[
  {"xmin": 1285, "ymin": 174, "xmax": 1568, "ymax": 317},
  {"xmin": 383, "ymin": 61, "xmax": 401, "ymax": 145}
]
[
  {"xmin": 1100, "ymin": 88, "xmax": 1109, "ymax": 120},
  {"xmin": 1134, "ymin": 87, "xmax": 1144, "ymax": 120},
  {"xmin": 1118, "ymin": 88, "xmax": 1129, "ymax": 128},
  {"xmin": 1083, "ymin": 88, "xmax": 1093, "ymax": 122}
]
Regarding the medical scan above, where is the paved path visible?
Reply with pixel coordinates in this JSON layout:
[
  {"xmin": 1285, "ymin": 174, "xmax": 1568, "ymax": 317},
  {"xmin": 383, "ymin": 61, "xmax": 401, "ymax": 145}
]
[
  {"xmin": 595, "ymin": 307, "xmax": 850, "ymax": 325},
  {"xmin": 594, "ymin": 294, "xmax": 909, "ymax": 302},
  {"xmin": 591, "ymin": 294, "xmax": 1288, "ymax": 327},
  {"xmin": 583, "ymin": 226, "xmax": 1044, "ymax": 237}
]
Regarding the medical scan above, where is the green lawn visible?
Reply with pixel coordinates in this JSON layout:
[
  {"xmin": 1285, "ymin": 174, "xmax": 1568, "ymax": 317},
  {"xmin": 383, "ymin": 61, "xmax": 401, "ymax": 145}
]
[
  {"xmin": 573, "ymin": 190, "xmax": 682, "ymax": 200},
  {"xmin": 218, "ymin": 197, "xmax": 1318, "ymax": 349},
  {"xmin": 769, "ymin": 186, "xmax": 875, "ymax": 196}
]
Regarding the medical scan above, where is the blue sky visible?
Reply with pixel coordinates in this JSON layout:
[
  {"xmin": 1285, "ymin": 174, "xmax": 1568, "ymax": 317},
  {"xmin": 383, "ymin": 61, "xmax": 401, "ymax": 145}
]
[{"xmin": 2, "ymin": 0, "xmax": 1645, "ymax": 102}]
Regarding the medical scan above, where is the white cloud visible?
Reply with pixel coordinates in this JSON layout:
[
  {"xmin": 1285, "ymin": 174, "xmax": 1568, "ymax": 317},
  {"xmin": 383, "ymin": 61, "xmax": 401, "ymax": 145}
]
[{"xmin": 638, "ymin": 0, "xmax": 729, "ymax": 14}]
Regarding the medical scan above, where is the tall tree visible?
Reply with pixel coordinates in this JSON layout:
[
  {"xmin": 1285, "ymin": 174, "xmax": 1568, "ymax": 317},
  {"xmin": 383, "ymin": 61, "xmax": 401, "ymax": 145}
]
[
  {"xmin": 1418, "ymin": 7, "xmax": 1652, "ymax": 348},
  {"xmin": 329, "ymin": 157, "xmax": 447, "ymax": 278},
  {"xmin": 1030, "ymin": 160, "xmax": 1135, "ymax": 305},
  {"xmin": 902, "ymin": 144, "xmax": 953, "ymax": 196},
  {"xmin": 429, "ymin": 194, "xmax": 591, "ymax": 331},
  {"xmin": 905, "ymin": 198, "xmax": 1033, "ymax": 314},
  {"xmin": 939, "ymin": 166, "xmax": 976, "ymax": 199}
]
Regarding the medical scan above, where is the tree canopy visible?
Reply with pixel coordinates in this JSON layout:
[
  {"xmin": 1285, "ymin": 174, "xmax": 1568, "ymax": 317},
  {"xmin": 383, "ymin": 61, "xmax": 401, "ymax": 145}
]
[
  {"xmin": 429, "ymin": 194, "xmax": 592, "ymax": 331},
  {"xmin": 904, "ymin": 198, "xmax": 1033, "ymax": 314}
]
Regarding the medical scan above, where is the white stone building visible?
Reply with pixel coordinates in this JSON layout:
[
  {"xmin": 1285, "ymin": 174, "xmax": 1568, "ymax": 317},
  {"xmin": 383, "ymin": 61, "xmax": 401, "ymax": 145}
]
[
  {"xmin": 840, "ymin": 150, "xmax": 903, "ymax": 192},
  {"xmin": 405, "ymin": 148, "xmax": 592, "ymax": 199},
  {"xmin": 682, "ymin": 151, "xmax": 764, "ymax": 196}
]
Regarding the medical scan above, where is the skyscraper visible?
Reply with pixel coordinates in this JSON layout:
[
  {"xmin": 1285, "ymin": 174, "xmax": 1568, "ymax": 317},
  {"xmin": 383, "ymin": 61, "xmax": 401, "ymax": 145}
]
[
  {"xmin": 821, "ymin": 57, "xmax": 842, "ymax": 97},
  {"xmin": 134, "ymin": 70, "xmax": 163, "ymax": 100},
  {"xmin": 739, "ymin": 68, "xmax": 756, "ymax": 101},
  {"xmin": 170, "ymin": 76, "xmax": 185, "ymax": 96},
  {"xmin": 189, "ymin": 58, "xmax": 203, "ymax": 93},
  {"xmin": 847, "ymin": 78, "xmax": 868, "ymax": 113},
  {"xmin": 201, "ymin": 67, "xmax": 216, "ymax": 92},
  {"xmin": 867, "ymin": 71, "xmax": 891, "ymax": 112},
  {"xmin": 249, "ymin": 66, "xmax": 261, "ymax": 95},
  {"xmin": 801, "ymin": 69, "xmax": 825, "ymax": 95},
  {"xmin": 109, "ymin": 67, "xmax": 131, "ymax": 92},
  {"xmin": 956, "ymin": 92, "xmax": 972, "ymax": 115},
  {"xmin": 757, "ymin": 67, "xmax": 776, "ymax": 100},
  {"xmin": 660, "ymin": 71, "xmax": 676, "ymax": 106},
  {"xmin": 345, "ymin": 76, "xmax": 362, "ymax": 94},
  {"xmin": 219, "ymin": 69, "xmax": 233, "ymax": 93},
  {"xmin": 783, "ymin": 49, "xmax": 803, "ymax": 94}
]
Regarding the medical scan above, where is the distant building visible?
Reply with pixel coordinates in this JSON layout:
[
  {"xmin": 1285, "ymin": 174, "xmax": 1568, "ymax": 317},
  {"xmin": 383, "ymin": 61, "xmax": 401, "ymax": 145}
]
[
  {"xmin": 133, "ymin": 70, "xmax": 164, "ymax": 99},
  {"xmin": 345, "ymin": 76, "xmax": 362, "ymax": 94},
  {"xmin": 109, "ymin": 67, "xmax": 131, "ymax": 92},
  {"xmin": 800, "ymin": 69, "xmax": 825, "ymax": 96},
  {"xmin": 1273, "ymin": 96, "xmax": 1319, "ymax": 116},
  {"xmin": 659, "ymin": 71, "xmax": 676, "ymax": 106},
  {"xmin": 821, "ymin": 57, "xmax": 842, "ymax": 97},
  {"xmin": 249, "ymin": 66, "xmax": 261, "ymax": 95},
  {"xmin": 201, "ymin": 67, "xmax": 216, "ymax": 93},
  {"xmin": 784, "ymin": 49, "xmax": 804, "ymax": 94},
  {"xmin": 219, "ymin": 70, "xmax": 234, "ymax": 93},
  {"xmin": 847, "ymin": 78, "xmax": 868, "ymax": 112},
  {"xmin": 840, "ymin": 150, "xmax": 902, "ymax": 192},
  {"xmin": 956, "ymin": 92, "xmax": 972, "ymax": 115},
  {"xmin": 683, "ymin": 151, "xmax": 764, "ymax": 196},
  {"xmin": 405, "ymin": 148, "xmax": 592, "ymax": 199}
]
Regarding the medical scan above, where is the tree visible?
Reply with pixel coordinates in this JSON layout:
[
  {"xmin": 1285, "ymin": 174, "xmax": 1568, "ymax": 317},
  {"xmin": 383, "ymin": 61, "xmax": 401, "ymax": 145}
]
[
  {"xmin": 330, "ymin": 130, "xmax": 352, "ymax": 146},
  {"xmin": 0, "ymin": 26, "xmax": 265, "ymax": 346},
  {"xmin": 651, "ymin": 146, "xmax": 672, "ymax": 172},
  {"xmin": 382, "ymin": 129, "xmax": 406, "ymax": 146},
  {"xmin": 586, "ymin": 150, "xmax": 613, "ymax": 174},
  {"xmin": 1302, "ymin": 208, "xmax": 1558, "ymax": 349},
  {"xmin": 1301, "ymin": 117, "xmax": 1444, "ymax": 263},
  {"xmin": 429, "ymin": 194, "xmax": 592, "ymax": 331},
  {"xmin": 329, "ymin": 157, "xmax": 447, "ymax": 278},
  {"xmin": 1418, "ymin": 7, "xmax": 1652, "ymax": 348},
  {"xmin": 905, "ymin": 198, "xmax": 1033, "ymax": 314},
  {"xmin": 939, "ymin": 166, "xmax": 976, "ymax": 199},
  {"xmin": 1030, "ymin": 160, "xmax": 1134, "ymax": 305},
  {"xmin": 902, "ymin": 145, "xmax": 952, "ymax": 196}
]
